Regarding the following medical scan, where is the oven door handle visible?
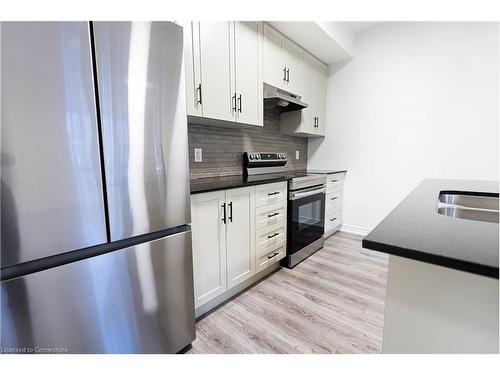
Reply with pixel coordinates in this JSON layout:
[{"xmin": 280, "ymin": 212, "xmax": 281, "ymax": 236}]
[{"xmin": 289, "ymin": 187, "xmax": 326, "ymax": 200}]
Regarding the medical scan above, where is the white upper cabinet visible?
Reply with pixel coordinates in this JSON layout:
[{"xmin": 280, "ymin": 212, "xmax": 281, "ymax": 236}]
[
  {"xmin": 283, "ymin": 39, "xmax": 302, "ymax": 95},
  {"xmin": 180, "ymin": 21, "xmax": 202, "ymax": 117},
  {"xmin": 182, "ymin": 21, "xmax": 263, "ymax": 126},
  {"xmin": 232, "ymin": 22, "xmax": 263, "ymax": 126},
  {"xmin": 263, "ymin": 24, "xmax": 303, "ymax": 95},
  {"xmin": 263, "ymin": 23, "xmax": 287, "ymax": 89},
  {"xmin": 281, "ymin": 50, "xmax": 327, "ymax": 137},
  {"xmin": 199, "ymin": 22, "xmax": 233, "ymax": 122}
]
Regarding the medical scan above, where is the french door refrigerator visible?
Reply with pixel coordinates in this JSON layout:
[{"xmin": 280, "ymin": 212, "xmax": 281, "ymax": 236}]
[{"xmin": 0, "ymin": 21, "xmax": 195, "ymax": 353}]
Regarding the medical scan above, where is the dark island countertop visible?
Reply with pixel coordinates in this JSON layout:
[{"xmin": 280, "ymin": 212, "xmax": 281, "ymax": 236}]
[
  {"xmin": 190, "ymin": 172, "xmax": 301, "ymax": 194},
  {"xmin": 362, "ymin": 179, "xmax": 499, "ymax": 278}
]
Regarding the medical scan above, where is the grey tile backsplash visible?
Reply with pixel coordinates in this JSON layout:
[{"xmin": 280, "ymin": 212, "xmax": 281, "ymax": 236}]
[{"xmin": 188, "ymin": 109, "xmax": 308, "ymax": 179}]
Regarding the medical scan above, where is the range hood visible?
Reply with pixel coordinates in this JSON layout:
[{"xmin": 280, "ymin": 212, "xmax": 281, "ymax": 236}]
[{"xmin": 263, "ymin": 83, "xmax": 308, "ymax": 112}]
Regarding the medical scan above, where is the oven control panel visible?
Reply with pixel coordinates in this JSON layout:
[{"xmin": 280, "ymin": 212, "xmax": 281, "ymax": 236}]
[{"xmin": 245, "ymin": 152, "xmax": 288, "ymax": 164}]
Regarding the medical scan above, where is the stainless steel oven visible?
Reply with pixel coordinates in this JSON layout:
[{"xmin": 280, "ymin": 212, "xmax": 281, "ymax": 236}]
[{"xmin": 284, "ymin": 175, "xmax": 326, "ymax": 268}]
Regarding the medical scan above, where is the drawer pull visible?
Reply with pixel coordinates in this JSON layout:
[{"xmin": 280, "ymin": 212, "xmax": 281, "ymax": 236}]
[
  {"xmin": 330, "ymin": 197, "xmax": 338, "ymax": 200},
  {"xmin": 330, "ymin": 217, "xmax": 337, "ymax": 222},
  {"xmin": 267, "ymin": 212, "xmax": 279, "ymax": 218},
  {"xmin": 267, "ymin": 232, "xmax": 280, "ymax": 239},
  {"xmin": 268, "ymin": 191, "xmax": 280, "ymax": 196},
  {"xmin": 268, "ymin": 252, "xmax": 280, "ymax": 260},
  {"xmin": 330, "ymin": 179, "xmax": 339, "ymax": 183}
]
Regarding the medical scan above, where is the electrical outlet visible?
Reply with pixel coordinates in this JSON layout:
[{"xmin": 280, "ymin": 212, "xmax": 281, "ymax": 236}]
[
  {"xmin": 194, "ymin": 148, "xmax": 202, "ymax": 162},
  {"xmin": 295, "ymin": 150, "xmax": 300, "ymax": 160}
]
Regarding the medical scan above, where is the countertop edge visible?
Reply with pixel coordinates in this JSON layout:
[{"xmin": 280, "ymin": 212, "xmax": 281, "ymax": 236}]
[
  {"xmin": 307, "ymin": 169, "xmax": 347, "ymax": 175},
  {"xmin": 362, "ymin": 238, "xmax": 499, "ymax": 279},
  {"xmin": 190, "ymin": 177, "xmax": 291, "ymax": 195}
]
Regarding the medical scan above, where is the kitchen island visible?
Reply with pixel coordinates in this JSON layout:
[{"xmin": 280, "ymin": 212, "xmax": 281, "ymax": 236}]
[{"xmin": 363, "ymin": 179, "xmax": 499, "ymax": 353}]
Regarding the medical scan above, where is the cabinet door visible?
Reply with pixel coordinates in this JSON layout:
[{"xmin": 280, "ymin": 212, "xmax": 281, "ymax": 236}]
[
  {"xmin": 315, "ymin": 61, "xmax": 328, "ymax": 136},
  {"xmin": 263, "ymin": 23, "xmax": 286, "ymax": 89},
  {"xmin": 191, "ymin": 191, "xmax": 227, "ymax": 308},
  {"xmin": 283, "ymin": 38, "xmax": 303, "ymax": 95},
  {"xmin": 299, "ymin": 51, "xmax": 317, "ymax": 134},
  {"xmin": 233, "ymin": 21, "xmax": 263, "ymax": 126},
  {"xmin": 181, "ymin": 21, "xmax": 202, "ymax": 116},
  {"xmin": 225, "ymin": 186, "xmax": 255, "ymax": 289},
  {"xmin": 199, "ymin": 22, "xmax": 233, "ymax": 121}
]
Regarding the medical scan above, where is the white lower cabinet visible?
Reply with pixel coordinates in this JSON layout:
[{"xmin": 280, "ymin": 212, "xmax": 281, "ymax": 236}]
[
  {"xmin": 225, "ymin": 186, "xmax": 255, "ymax": 289},
  {"xmin": 323, "ymin": 172, "xmax": 346, "ymax": 236},
  {"xmin": 191, "ymin": 181, "xmax": 287, "ymax": 311},
  {"xmin": 190, "ymin": 190, "xmax": 227, "ymax": 308}
]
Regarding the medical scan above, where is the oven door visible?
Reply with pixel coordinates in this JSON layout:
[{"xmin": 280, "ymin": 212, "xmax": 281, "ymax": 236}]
[{"xmin": 288, "ymin": 186, "xmax": 326, "ymax": 255}]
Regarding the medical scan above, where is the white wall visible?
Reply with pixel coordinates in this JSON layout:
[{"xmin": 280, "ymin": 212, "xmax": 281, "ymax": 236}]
[{"xmin": 308, "ymin": 22, "xmax": 499, "ymax": 233}]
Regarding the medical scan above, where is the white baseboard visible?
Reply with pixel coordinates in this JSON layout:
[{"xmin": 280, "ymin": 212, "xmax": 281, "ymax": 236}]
[{"xmin": 340, "ymin": 224, "xmax": 372, "ymax": 237}]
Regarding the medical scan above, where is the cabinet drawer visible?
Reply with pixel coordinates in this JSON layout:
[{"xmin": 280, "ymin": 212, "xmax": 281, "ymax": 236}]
[
  {"xmin": 256, "ymin": 241, "xmax": 286, "ymax": 273},
  {"xmin": 256, "ymin": 202, "xmax": 286, "ymax": 229},
  {"xmin": 326, "ymin": 174, "xmax": 344, "ymax": 190},
  {"xmin": 255, "ymin": 182, "xmax": 287, "ymax": 207},
  {"xmin": 325, "ymin": 192, "xmax": 342, "ymax": 208},
  {"xmin": 325, "ymin": 211, "xmax": 341, "ymax": 227},
  {"xmin": 256, "ymin": 221, "xmax": 286, "ymax": 251},
  {"xmin": 326, "ymin": 183, "xmax": 342, "ymax": 194}
]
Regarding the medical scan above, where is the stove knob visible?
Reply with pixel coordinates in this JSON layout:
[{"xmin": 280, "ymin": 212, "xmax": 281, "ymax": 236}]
[
  {"xmin": 249, "ymin": 154, "xmax": 254, "ymax": 160},
  {"xmin": 256, "ymin": 154, "xmax": 261, "ymax": 159}
]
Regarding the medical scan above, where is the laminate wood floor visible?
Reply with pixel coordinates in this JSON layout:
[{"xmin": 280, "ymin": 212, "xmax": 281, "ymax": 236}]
[{"xmin": 187, "ymin": 232, "xmax": 389, "ymax": 354}]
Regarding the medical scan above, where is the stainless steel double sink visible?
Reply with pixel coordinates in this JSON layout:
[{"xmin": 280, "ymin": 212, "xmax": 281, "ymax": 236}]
[{"xmin": 437, "ymin": 192, "xmax": 499, "ymax": 224}]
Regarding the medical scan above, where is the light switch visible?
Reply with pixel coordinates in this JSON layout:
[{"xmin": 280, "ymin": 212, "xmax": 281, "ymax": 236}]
[
  {"xmin": 194, "ymin": 148, "xmax": 202, "ymax": 162},
  {"xmin": 295, "ymin": 150, "xmax": 300, "ymax": 160}
]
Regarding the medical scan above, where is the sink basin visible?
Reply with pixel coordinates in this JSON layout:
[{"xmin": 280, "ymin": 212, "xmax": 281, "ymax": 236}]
[
  {"xmin": 438, "ymin": 193, "xmax": 499, "ymax": 211},
  {"xmin": 437, "ymin": 206, "xmax": 499, "ymax": 224},
  {"xmin": 437, "ymin": 191, "xmax": 499, "ymax": 224}
]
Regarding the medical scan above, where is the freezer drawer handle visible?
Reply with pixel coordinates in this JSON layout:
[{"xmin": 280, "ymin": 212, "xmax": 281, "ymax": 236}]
[
  {"xmin": 268, "ymin": 252, "xmax": 280, "ymax": 260},
  {"xmin": 267, "ymin": 232, "xmax": 280, "ymax": 239},
  {"xmin": 267, "ymin": 212, "xmax": 279, "ymax": 218},
  {"xmin": 268, "ymin": 191, "xmax": 280, "ymax": 196}
]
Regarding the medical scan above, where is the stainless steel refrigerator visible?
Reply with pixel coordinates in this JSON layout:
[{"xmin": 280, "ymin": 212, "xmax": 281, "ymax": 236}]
[{"xmin": 0, "ymin": 21, "xmax": 195, "ymax": 353}]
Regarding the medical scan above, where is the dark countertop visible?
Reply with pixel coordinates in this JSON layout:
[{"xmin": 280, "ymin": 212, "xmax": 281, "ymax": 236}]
[
  {"xmin": 362, "ymin": 179, "xmax": 499, "ymax": 278},
  {"xmin": 190, "ymin": 172, "xmax": 306, "ymax": 194},
  {"xmin": 308, "ymin": 169, "xmax": 347, "ymax": 175}
]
